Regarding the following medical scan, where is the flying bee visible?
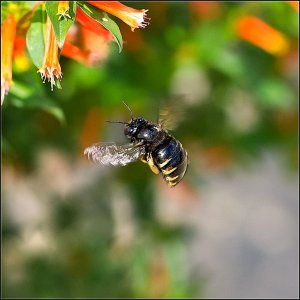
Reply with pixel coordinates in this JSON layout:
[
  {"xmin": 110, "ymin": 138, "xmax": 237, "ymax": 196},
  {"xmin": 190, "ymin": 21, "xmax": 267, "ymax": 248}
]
[{"xmin": 84, "ymin": 101, "xmax": 188, "ymax": 187}]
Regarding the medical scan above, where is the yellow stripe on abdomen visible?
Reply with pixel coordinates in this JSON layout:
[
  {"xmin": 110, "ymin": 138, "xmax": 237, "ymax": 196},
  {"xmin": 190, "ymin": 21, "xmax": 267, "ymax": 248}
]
[
  {"xmin": 158, "ymin": 158, "xmax": 172, "ymax": 168},
  {"xmin": 162, "ymin": 166, "xmax": 177, "ymax": 175},
  {"xmin": 166, "ymin": 175, "xmax": 179, "ymax": 182}
]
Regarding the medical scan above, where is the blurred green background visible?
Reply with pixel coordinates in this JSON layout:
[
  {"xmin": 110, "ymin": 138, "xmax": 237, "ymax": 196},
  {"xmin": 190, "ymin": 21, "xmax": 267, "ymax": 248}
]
[{"xmin": 2, "ymin": 2, "xmax": 299, "ymax": 298}]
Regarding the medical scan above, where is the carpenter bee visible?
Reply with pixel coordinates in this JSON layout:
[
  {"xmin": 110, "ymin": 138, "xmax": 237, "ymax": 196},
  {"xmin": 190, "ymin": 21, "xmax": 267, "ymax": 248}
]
[{"xmin": 84, "ymin": 101, "xmax": 188, "ymax": 187}]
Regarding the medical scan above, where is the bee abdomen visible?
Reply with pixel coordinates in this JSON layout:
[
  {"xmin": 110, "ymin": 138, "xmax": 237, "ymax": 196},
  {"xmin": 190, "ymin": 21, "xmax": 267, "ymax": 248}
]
[{"xmin": 152, "ymin": 136, "xmax": 188, "ymax": 187}]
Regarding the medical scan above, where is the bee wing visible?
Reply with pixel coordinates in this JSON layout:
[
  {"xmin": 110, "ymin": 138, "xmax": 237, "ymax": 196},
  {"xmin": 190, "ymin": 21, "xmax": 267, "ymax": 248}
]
[
  {"xmin": 84, "ymin": 142, "xmax": 145, "ymax": 166},
  {"xmin": 158, "ymin": 95, "xmax": 186, "ymax": 131}
]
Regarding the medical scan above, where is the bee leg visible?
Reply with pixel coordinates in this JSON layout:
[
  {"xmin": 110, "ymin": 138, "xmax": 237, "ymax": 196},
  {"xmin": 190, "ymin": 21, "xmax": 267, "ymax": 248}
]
[
  {"xmin": 147, "ymin": 153, "xmax": 160, "ymax": 175},
  {"xmin": 140, "ymin": 153, "xmax": 147, "ymax": 164}
]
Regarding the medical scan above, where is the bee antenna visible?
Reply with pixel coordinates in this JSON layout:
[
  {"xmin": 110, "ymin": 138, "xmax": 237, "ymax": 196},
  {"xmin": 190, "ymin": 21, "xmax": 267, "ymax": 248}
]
[
  {"xmin": 106, "ymin": 120, "xmax": 127, "ymax": 124},
  {"xmin": 122, "ymin": 100, "xmax": 134, "ymax": 119}
]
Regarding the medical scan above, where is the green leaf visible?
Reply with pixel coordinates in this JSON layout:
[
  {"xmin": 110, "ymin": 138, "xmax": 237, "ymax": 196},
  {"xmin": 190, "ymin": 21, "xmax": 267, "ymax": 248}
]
[
  {"xmin": 9, "ymin": 80, "xmax": 65, "ymax": 124},
  {"xmin": 77, "ymin": 2, "xmax": 123, "ymax": 52},
  {"xmin": 26, "ymin": 4, "xmax": 46, "ymax": 68},
  {"xmin": 45, "ymin": 1, "xmax": 76, "ymax": 49},
  {"xmin": 9, "ymin": 80, "xmax": 34, "ymax": 99},
  {"xmin": 10, "ymin": 96, "xmax": 66, "ymax": 124}
]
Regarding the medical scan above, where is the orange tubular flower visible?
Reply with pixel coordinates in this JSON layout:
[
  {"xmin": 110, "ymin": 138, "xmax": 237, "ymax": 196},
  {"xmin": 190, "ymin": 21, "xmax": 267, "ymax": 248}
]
[
  {"xmin": 13, "ymin": 36, "xmax": 30, "ymax": 72},
  {"xmin": 1, "ymin": 16, "xmax": 17, "ymax": 105},
  {"xmin": 61, "ymin": 7, "xmax": 112, "ymax": 67},
  {"xmin": 87, "ymin": 1, "xmax": 150, "ymax": 32},
  {"xmin": 237, "ymin": 16, "xmax": 289, "ymax": 56},
  {"xmin": 61, "ymin": 26, "xmax": 110, "ymax": 67},
  {"xmin": 80, "ymin": 26, "xmax": 110, "ymax": 65},
  {"xmin": 38, "ymin": 17, "xmax": 62, "ymax": 91},
  {"xmin": 61, "ymin": 41, "xmax": 90, "ymax": 66}
]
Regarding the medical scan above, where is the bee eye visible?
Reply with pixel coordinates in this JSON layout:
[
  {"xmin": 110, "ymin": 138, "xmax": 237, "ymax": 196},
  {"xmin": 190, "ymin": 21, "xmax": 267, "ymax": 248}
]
[
  {"xmin": 137, "ymin": 117, "xmax": 144, "ymax": 124},
  {"xmin": 125, "ymin": 126, "xmax": 135, "ymax": 136}
]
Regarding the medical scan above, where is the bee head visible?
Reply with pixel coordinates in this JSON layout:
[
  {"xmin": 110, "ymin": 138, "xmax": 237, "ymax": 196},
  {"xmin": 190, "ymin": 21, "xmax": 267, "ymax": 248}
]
[{"xmin": 124, "ymin": 117, "xmax": 146, "ymax": 138}]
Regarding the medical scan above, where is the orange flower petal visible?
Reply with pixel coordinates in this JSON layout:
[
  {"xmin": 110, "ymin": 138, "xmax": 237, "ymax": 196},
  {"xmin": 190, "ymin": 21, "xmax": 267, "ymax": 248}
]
[
  {"xmin": 13, "ymin": 36, "xmax": 30, "ymax": 72},
  {"xmin": 87, "ymin": 1, "xmax": 149, "ymax": 32},
  {"xmin": 61, "ymin": 25, "xmax": 110, "ymax": 67},
  {"xmin": 76, "ymin": 7, "xmax": 112, "ymax": 41},
  {"xmin": 236, "ymin": 16, "xmax": 289, "ymax": 56},
  {"xmin": 80, "ymin": 26, "xmax": 110, "ymax": 66},
  {"xmin": 37, "ymin": 17, "xmax": 62, "ymax": 90},
  {"xmin": 13, "ymin": 36, "xmax": 26, "ymax": 58},
  {"xmin": 61, "ymin": 41, "xmax": 89, "ymax": 65},
  {"xmin": 288, "ymin": 1, "xmax": 299, "ymax": 11},
  {"xmin": 190, "ymin": 2, "xmax": 222, "ymax": 19},
  {"xmin": 1, "ymin": 16, "xmax": 17, "ymax": 105}
]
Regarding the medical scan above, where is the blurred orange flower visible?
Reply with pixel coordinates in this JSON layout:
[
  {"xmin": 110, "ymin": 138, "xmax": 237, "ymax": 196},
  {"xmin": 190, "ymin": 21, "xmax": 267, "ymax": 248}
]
[
  {"xmin": 1, "ymin": 16, "xmax": 17, "ymax": 105},
  {"xmin": 236, "ymin": 16, "xmax": 289, "ymax": 56},
  {"xmin": 61, "ymin": 25, "xmax": 111, "ymax": 67},
  {"xmin": 13, "ymin": 36, "xmax": 30, "ymax": 72},
  {"xmin": 288, "ymin": 1, "xmax": 299, "ymax": 11},
  {"xmin": 190, "ymin": 1, "xmax": 222, "ymax": 19},
  {"xmin": 60, "ymin": 6, "xmax": 113, "ymax": 67}
]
